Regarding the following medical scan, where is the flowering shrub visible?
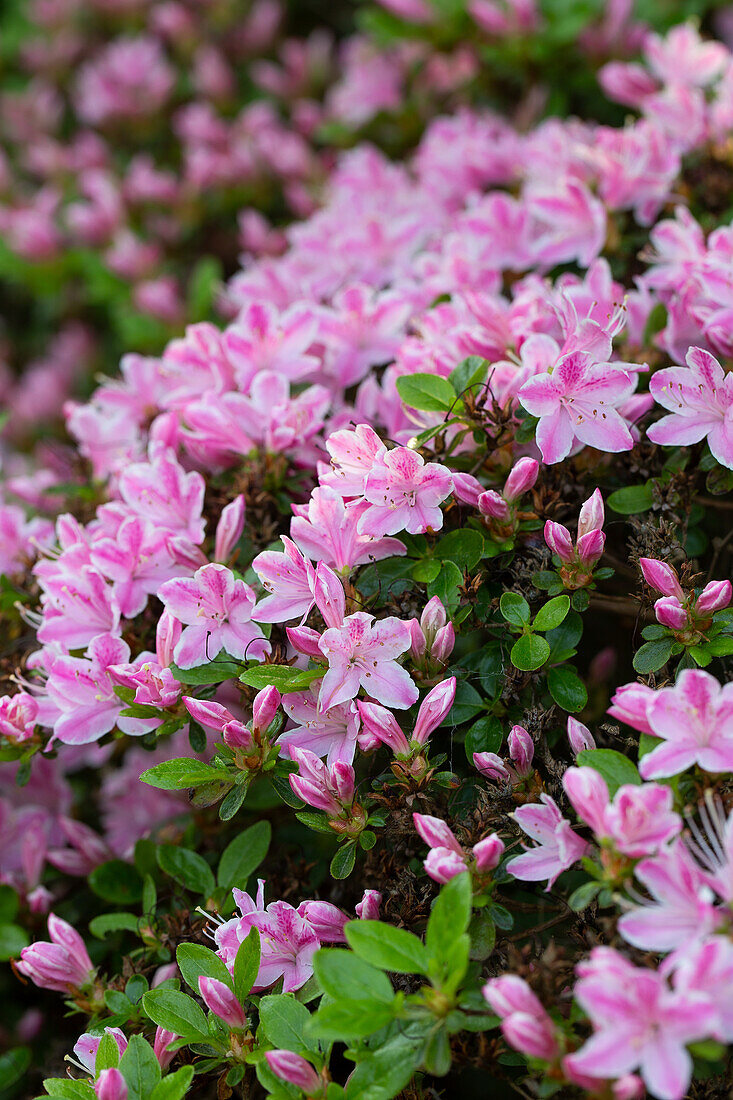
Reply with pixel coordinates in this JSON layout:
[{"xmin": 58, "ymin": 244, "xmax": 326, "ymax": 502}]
[{"xmin": 3, "ymin": 2, "xmax": 733, "ymax": 1099}]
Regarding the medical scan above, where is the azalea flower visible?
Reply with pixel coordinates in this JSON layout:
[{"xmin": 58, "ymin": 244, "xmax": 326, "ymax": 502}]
[
  {"xmin": 647, "ymin": 347, "xmax": 733, "ymax": 470},
  {"xmin": 506, "ymin": 793, "xmax": 588, "ymax": 888},
  {"xmin": 317, "ymin": 611, "xmax": 417, "ymax": 711}
]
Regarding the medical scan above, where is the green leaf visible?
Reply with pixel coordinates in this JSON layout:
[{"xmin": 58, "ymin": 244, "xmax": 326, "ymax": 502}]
[
  {"xmin": 0, "ymin": 885, "xmax": 19, "ymax": 923},
  {"xmin": 310, "ymin": 999, "xmax": 395, "ymax": 1040},
  {"xmin": 426, "ymin": 873, "xmax": 472, "ymax": 962},
  {"xmin": 411, "ymin": 559, "xmax": 441, "ymax": 583},
  {"xmin": 463, "ymin": 715, "xmax": 502, "ymax": 762},
  {"xmin": 568, "ymin": 881, "xmax": 601, "ymax": 912},
  {"xmin": 433, "ymin": 530, "xmax": 484, "ymax": 571},
  {"xmin": 139, "ymin": 758, "xmax": 232, "ymax": 791},
  {"xmin": 259, "ymin": 994, "xmax": 316, "ymax": 1053},
  {"xmin": 42, "ymin": 1082, "xmax": 93, "ymax": 1100},
  {"xmin": 533, "ymin": 595, "xmax": 570, "ymax": 632},
  {"xmin": 176, "ymin": 943, "xmax": 233, "ymax": 993},
  {"xmin": 233, "ymin": 928, "xmax": 261, "ymax": 1004},
  {"xmin": 217, "ymin": 820, "xmax": 271, "ymax": 890},
  {"xmin": 157, "ymin": 846, "xmax": 215, "ymax": 897},
  {"xmin": 89, "ymin": 912, "xmax": 140, "ymax": 940},
  {"xmin": 396, "ymin": 373, "xmax": 457, "ymax": 412},
  {"xmin": 96, "ymin": 1030, "xmax": 121, "ymax": 1073},
  {"xmin": 0, "ymin": 922, "xmax": 28, "ymax": 959},
  {"xmin": 219, "ymin": 782, "xmax": 250, "ymax": 820},
  {"xmin": 89, "ymin": 862, "xmax": 143, "ymax": 906},
  {"xmin": 576, "ymin": 748, "xmax": 641, "ymax": 797},
  {"xmin": 344, "ymin": 1034, "xmax": 423, "ymax": 1100},
  {"xmin": 345, "ymin": 921, "xmax": 428, "ymax": 975},
  {"xmin": 239, "ymin": 665, "xmax": 322, "ymax": 692},
  {"xmin": 468, "ymin": 909, "xmax": 496, "ymax": 960},
  {"xmin": 427, "ymin": 560, "xmax": 463, "ymax": 610},
  {"xmin": 499, "ymin": 592, "xmax": 531, "ymax": 627},
  {"xmin": 633, "ymin": 637, "xmax": 673, "ymax": 674},
  {"xmin": 330, "ymin": 842, "xmax": 357, "ymax": 879},
  {"xmin": 607, "ymin": 484, "xmax": 654, "ymax": 514},
  {"xmin": 168, "ymin": 658, "xmax": 242, "ymax": 684},
  {"xmin": 546, "ymin": 666, "xmax": 587, "ymax": 713},
  {"xmin": 118, "ymin": 1035, "xmax": 161, "ymax": 1100},
  {"xmin": 510, "ymin": 633, "xmax": 550, "ymax": 672},
  {"xmin": 150, "ymin": 1067, "xmax": 195, "ymax": 1100},
  {"xmin": 315, "ymin": 950, "xmax": 394, "ymax": 1004},
  {"xmin": 422, "ymin": 1027, "xmax": 452, "ymax": 1076},
  {"xmin": 0, "ymin": 1047, "xmax": 30, "ymax": 1090},
  {"xmin": 448, "ymin": 356, "xmax": 488, "ymax": 396},
  {"xmin": 445, "ymin": 682, "xmax": 484, "ymax": 725},
  {"xmin": 141, "ymin": 990, "xmax": 208, "ymax": 1041}
]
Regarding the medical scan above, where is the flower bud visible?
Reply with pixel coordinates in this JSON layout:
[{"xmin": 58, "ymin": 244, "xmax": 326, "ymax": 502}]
[
  {"xmin": 298, "ymin": 900, "xmax": 348, "ymax": 942},
  {"xmin": 473, "ymin": 751, "xmax": 510, "ymax": 781},
  {"xmin": 95, "ymin": 1069, "xmax": 128, "ymax": 1100},
  {"xmin": 695, "ymin": 579, "xmax": 732, "ymax": 615},
  {"xmin": 356, "ymin": 890, "xmax": 382, "ymax": 919},
  {"xmin": 544, "ymin": 520, "xmax": 574, "ymax": 563},
  {"xmin": 166, "ymin": 535, "xmax": 208, "ymax": 570},
  {"xmin": 265, "ymin": 1050, "xmax": 321, "ymax": 1093},
  {"xmin": 409, "ymin": 617, "xmax": 426, "ymax": 660},
  {"xmin": 286, "ymin": 626, "xmax": 323, "ymax": 659},
  {"xmin": 567, "ymin": 716, "xmax": 595, "ymax": 755},
  {"xmin": 576, "ymin": 528, "xmax": 605, "ymax": 568},
  {"xmin": 654, "ymin": 596, "xmax": 688, "ymax": 630},
  {"xmin": 153, "ymin": 1026, "xmax": 177, "ymax": 1070},
  {"xmin": 431, "ymin": 622, "xmax": 455, "ymax": 664},
  {"xmin": 613, "ymin": 1075, "xmax": 646, "ymax": 1100},
  {"xmin": 357, "ymin": 700, "xmax": 410, "ymax": 755},
  {"xmin": 214, "ymin": 495, "xmax": 246, "ymax": 562},
  {"xmin": 503, "ymin": 457, "xmax": 539, "ymax": 502},
  {"xmin": 478, "ymin": 490, "xmax": 510, "ymax": 521},
  {"xmin": 412, "ymin": 678, "xmax": 456, "ymax": 745},
  {"xmin": 577, "ymin": 488, "xmax": 604, "ymax": 538},
  {"xmin": 608, "ymin": 682, "xmax": 656, "ymax": 734},
  {"xmin": 156, "ymin": 608, "xmax": 181, "ymax": 668},
  {"xmin": 562, "ymin": 766, "xmax": 609, "ymax": 836},
  {"xmin": 331, "ymin": 761, "xmax": 355, "ymax": 805},
  {"xmin": 502, "ymin": 1012, "xmax": 559, "ymax": 1061},
  {"xmin": 312, "ymin": 563, "xmax": 345, "ymax": 628},
  {"xmin": 222, "ymin": 720, "xmax": 255, "ymax": 751},
  {"xmin": 472, "ymin": 833, "xmax": 504, "ymax": 872},
  {"xmin": 424, "ymin": 848, "xmax": 467, "ymax": 883},
  {"xmin": 483, "ymin": 975, "xmax": 545, "ymax": 1018},
  {"xmin": 508, "ymin": 725, "xmax": 533, "ymax": 777},
  {"xmin": 18, "ymin": 914, "xmax": 94, "ymax": 992},
  {"xmin": 639, "ymin": 558, "xmax": 684, "ymax": 600},
  {"xmin": 289, "ymin": 748, "xmax": 343, "ymax": 815},
  {"xmin": 27, "ymin": 886, "xmax": 53, "ymax": 914},
  {"xmin": 420, "ymin": 595, "xmax": 447, "ymax": 637},
  {"xmin": 199, "ymin": 976, "xmax": 247, "ymax": 1028},
  {"xmin": 183, "ymin": 696, "xmax": 232, "ymax": 732},
  {"xmin": 413, "ymin": 813, "xmax": 462, "ymax": 853},
  {"xmin": 252, "ymin": 685, "xmax": 280, "ymax": 733},
  {"xmin": 452, "ymin": 472, "xmax": 483, "ymax": 507}
]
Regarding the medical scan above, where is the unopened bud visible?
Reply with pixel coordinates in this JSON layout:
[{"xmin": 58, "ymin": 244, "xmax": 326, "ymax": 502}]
[
  {"xmin": 95, "ymin": 1069, "xmax": 128, "ymax": 1100},
  {"xmin": 508, "ymin": 725, "xmax": 534, "ymax": 776},
  {"xmin": 265, "ymin": 1050, "xmax": 321, "ymax": 1093},
  {"xmin": 431, "ymin": 622, "xmax": 455, "ymax": 664},
  {"xmin": 567, "ymin": 716, "xmax": 595, "ymax": 755},
  {"xmin": 654, "ymin": 596, "xmax": 688, "ymax": 630},
  {"xmin": 544, "ymin": 520, "xmax": 574, "ymax": 563},
  {"xmin": 577, "ymin": 488, "xmax": 604, "ymax": 538},
  {"xmin": 472, "ymin": 833, "xmax": 504, "ymax": 872},
  {"xmin": 473, "ymin": 752, "xmax": 510, "ymax": 781},
  {"xmin": 639, "ymin": 558, "xmax": 684, "ymax": 600},
  {"xmin": 214, "ymin": 495, "xmax": 245, "ymax": 562},
  {"xmin": 695, "ymin": 579, "xmax": 732, "ymax": 615},
  {"xmin": 503, "ymin": 457, "xmax": 539, "ymax": 502},
  {"xmin": 412, "ymin": 678, "xmax": 456, "ymax": 745},
  {"xmin": 199, "ymin": 976, "xmax": 246, "ymax": 1028},
  {"xmin": 478, "ymin": 490, "xmax": 511, "ymax": 521},
  {"xmin": 286, "ymin": 626, "xmax": 323, "ymax": 659},
  {"xmin": 252, "ymin": 685, "xmax": 280, "ymax": 733}
]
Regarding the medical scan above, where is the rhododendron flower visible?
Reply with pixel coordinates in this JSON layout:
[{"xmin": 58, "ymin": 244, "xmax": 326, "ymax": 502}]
[
  {"xmin": 507, "ymin": 794, "xmax": 588, "ymax": 888},
  {"xmin": 318, "ymin": 611, "xmax": 417, "ymax": 712},
  {"xmin": 647, "ymin": 347, "xmax": 733, "ymax": 469},
  {"xmin": 563, "ymin": 947, "xmax": 713, "ymax": 1100},
  {"xmin": 611, "ymin": 669, "xmax": 733, "ymax": 779},
  {"xmin": 669, "ymin": 936, "xmax": 733, "ymax": 1045},
  {"xmin": 0, "ymin": 692, "xmax": 39, "ymax": 743},
  {"xmin": 158, "ymin": 563, "xmax": 270, "ymax": 669},
  {"xmin": 252, "ymin": 536, "xmax": 316, "ymax": 623},
  {"xmin": 119, "ymin": 448, "xmax": 206, "ymax": 543},
  {"xmin": 358, "ymin": 448, "xmax": 453, "ymax": 536},
  {"xmin": 37, "ymin": 565, "xmax": 121, "ymax": 649},
  {"xmin": 563, "ymin": 766, "xmax": 681, "ymax": 857},
  {"xmin": 90, "ymin": 515, "xmax": 181, "ymax": 617},
  {"xmin": 73, "ymin": 1028, "xmax": 128, "ymax": 1074},
  {"xmin": 18, "ymin": 913, "xmax": 94, "ymax": 992},
  {"xmin": 290, "ymin": 487, "xmax": 406, "ymax": 574},
  {"xmin": 322, "ymin": 424, "xmax": 387, "ymax": 497},
  {"xmin": 278, "ymin": 687, "xmax": 360, "ymax": 766},
  {"xmin": 223, "ymin": 301, "xmax": 321, "ymax": 386}
]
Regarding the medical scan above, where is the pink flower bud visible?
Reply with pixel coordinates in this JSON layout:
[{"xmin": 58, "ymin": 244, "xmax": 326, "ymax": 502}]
[
  {"xmin": 639, "ymin": 558, "xmax": 684, "ymax": 600},
  {"xmin": 199, "ymin": 976, "xmax": 246, "ymax": 1028},
  {"xmin": 412, "ymin": 678, "xmax": 456, "ymax": 745},
  {"xmin": 409, "ymin": 617, "xmax": 427, "ymax": 660},
  {"xmin": 562, "ymin": 766, "xmax": 609, "ymax": 836},
  {"xmin": 298, "ymin": 900, "xmax": 348, "ymax": 942},
  {"xmin": 567, "ymin": 716, "xmax": 595, "ymax": 755},
  {"xmin": 313, "ymin": 563, "xmax": 346, "ymax": 628},
  {"xmin": 331, "ymin": 762, "xmax": 355, "ymax": 805},
  {"xmin": 58, "ymin": 818, "xmax": 110, "ymax": 873},
  {"xmin": 503, "ymin": 457, "xmax": 539, "ymax": 502},
  {"xmin": 654, "ymin": 596, "xmax": 688, "ymax": 630},
  {"xmin": 576, "ymin": 528, "xmax": 605, "ymax": 568},
  {"xmin": 613, "ymin": 1075, "xmax": 646, "ymax": 1100},
  {"xmin": 424, "ymin": 847, "xmax": 468, "ymax": 883},
  {"xmin": 265, "ymin": 1051, "xmax": 321, "ymax": 1093},
  {"xmin": 18, "ymin": 914, "xmax": 94, "ymax": 992},
  {"xmin": 431, "ymin": 622, "xmax": 455, "ymax": 664},
  {"xmin": 478, "ymin": 490, "xmax": 511, "ymax": 521},
  {"xmin": 544, "ymin": 520, "xmax": 574, "ymax": 563},
  {"xmin": 252, "ymin": 685, "xmax": 280, "ymax": 733},
  {"xmin": 452, "ymin": 471, "xmax": 483, "ymax": 507},
  {"xmin": 289, "ymin": 747, "xmax": 345, "ymax": 815},
  {"xmin": 357, "ymin": 700, "xmax": 410, "ymax": 755},
  {"xmin": 95, "ymin": 1069, "xmax": 128, "ymax": 1100},
  {"xmin": 502, "ymin": 1012, "xmax": 558, "ymax": 1061},
  {"xmin": 156, "ymin": 609, "xmax": 181, "ymax": 668},
  {"xmin": 286, "ymin": 626, "xmax": 323, "ymax": 659},
  {"xmin": 508, "ymin": 725, "xmax": 533, "ymax": 777},
  {"xmin": 166, "ymin": 535, "xmax": 208, "ymax": 570},
  {"xmin": 214, "ymin": 496, "xmax": 245, "ymax": 562},
  {"xmin": 183, "ymin": 697, "xmax": 232, "ymax": 732},
  {"xmin": 577, "ymin": 488, "xmax": 604, "ymax": 538},
  {"xmin": 413, "ymin": 813, "xmax": 462, "ymax": 853},
  {"xmin": 356, "ymin": 890, "xmax": 382, "ymax": 919},
  {"xmin": 473, "ymin": 751, "xmax": 510, "ymax": 781},
  {"xmin": 223, "ymin": 720, "xmax": 254, "ymax": 751},
  {"xmin": 483, "ymin": 975, "xmax": 546, "ymax": 1018},
  {"xmin": 28, "ymin": 886, "xmax": 53, "ymax": 914},
  {"xmin": 695, "ymin": 579, "xmax": 732, "ymax": 615},
  {"xmin": 420, "ymin": 595, "xmax": 447, "ymax": 636},
  {"xmin": 153, "ymin": 1026, "xmax": 178, "ymax": 1070},
  {"xmin": 472, "ymin": 833, "xmax": 504, "ymax": 872}
]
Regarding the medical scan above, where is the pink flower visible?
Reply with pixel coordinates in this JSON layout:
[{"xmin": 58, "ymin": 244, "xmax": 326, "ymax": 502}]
[
  {"xmin": 0, "ymin": 692, "xmax": 38, "ymax": 743},
  {"xmin": 214, "ymin": 496, "xmax": 246, "ymax": 563},
  {"xmin": 519, "ymin": 355, "xmax": 637, "ymax": 464},
  {"xmin": 318, "ymin": 612, "xmax": 417, "ymax": 712},
  {"xmin": 73, "ymin": 1028, "xmax": 128, "ymax": 1074},
  {"xmin": 414, "ymin": 813, "xmax": 504, "ymax": 883},
  {"xmin": 563, "ymin": 767, "xmax": 681, "ymax": 857},
  {"xmin": 17, "ymin": 913, "xmax": 94, "ymax": 992},
  {"xmin": 158, "ymin": 563, "xmax": 270, "ymax": 669},
  {"xmin": 322, "ymin": 424, "xmax": 387, "ymax": 497},
  {"xmin": 266, "ymin": 1051, "xmax": 322, "ymax": 1094},
  {"xmin": 214, "ymin": 881, "xmax": 320, "ymax": 993},
  {"xmin": 90, "ymin": 516, "xmax": 181, "ymax": 617},
  {"xmin": 669, "ymin": 936, "xmax": 733, "ymax": 1044},
  {"xmin": 617, "ymin": 840, "xmax": 721, "ymax": 952},
  {"xmin": 198, "ymin": 976, "xmax": 247, "ymax": 1028},
  {"xmin": 278, "ymin": 687, "xmax": 360, "ymax": 766},
  {"xmin": 358, "ymin": 448, "xmax": 453, "ymax": 537},
  {"xmin": 483, "ymin": 975, "xmax": 559, "ymax": 1063},
  {"xmin": 647, "ymin": 347, "xmax": 733, "ymax": 470},
  {"xmin": 252, "ymin": 536, "xmax": 316, "ymax": 623},
  {"xmin": 291, "ymin": 487, "xmax": 406, "ymax": 574},
  {"xmin": 119, "ymin": 448, "xmax": 206, "ymax": 543},
  {"xmin": 223, "ymin": 301, "xmax": 321, "ymax": 387},
  {"xmin": 507, "ymin": 794, "xmax": 588, "ymax": 889},
  {"xmin": 563, "ymin": 946, "xmax": 712, "ymax": 1100},
  {"xmin": 288, "ymin": 747, "xmax": 355, "ymax": 815},
  {"xmin": 37, "ymin": 565, "xmax": 120, "ymax": 650}
]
